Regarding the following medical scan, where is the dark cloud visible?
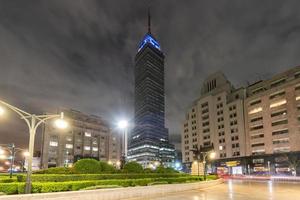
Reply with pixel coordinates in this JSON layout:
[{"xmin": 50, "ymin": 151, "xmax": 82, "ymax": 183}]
[{"xmin": 0, "ymin": 0, "xmax": 300, "ymax": 151}]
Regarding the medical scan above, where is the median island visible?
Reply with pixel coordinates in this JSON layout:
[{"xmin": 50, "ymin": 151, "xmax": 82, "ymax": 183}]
[{"xmin": 0, "ymin": 159, "xmax": 217, "ymax": 195}]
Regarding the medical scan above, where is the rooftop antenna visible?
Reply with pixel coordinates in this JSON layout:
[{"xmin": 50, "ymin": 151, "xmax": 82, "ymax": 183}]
[{"xmin": 148, "ymin": 8, "xmax": 151, "ymax": 33}]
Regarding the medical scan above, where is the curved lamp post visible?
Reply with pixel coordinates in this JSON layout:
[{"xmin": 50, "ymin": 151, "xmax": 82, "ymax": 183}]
[{"xmin": 0, "ymin": 100, "xmax": 68, "ymax": 193}]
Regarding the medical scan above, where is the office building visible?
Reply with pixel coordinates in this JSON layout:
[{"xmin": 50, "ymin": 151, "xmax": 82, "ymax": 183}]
[
  {"xmin": 41, "ymin": 109, "xmax": 121, "ymax": 168},
  {"xmin": 182, "ymin": 66, "xmax": 300, "ymax": 175},
  {"xmin": 128, "ymin": 13, "xmax": 175, "ymax": 167}
]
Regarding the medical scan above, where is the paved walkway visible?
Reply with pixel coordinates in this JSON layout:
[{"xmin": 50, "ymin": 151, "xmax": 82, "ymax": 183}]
[{"xmin": 124, "ymin": 179, "xmax": 300, "ymax": 200}]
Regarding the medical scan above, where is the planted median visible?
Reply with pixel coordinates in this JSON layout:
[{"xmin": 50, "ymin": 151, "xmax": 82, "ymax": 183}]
[{"xmin": 0, "ymin": 159, "xmax": 217, "ymax": 195}]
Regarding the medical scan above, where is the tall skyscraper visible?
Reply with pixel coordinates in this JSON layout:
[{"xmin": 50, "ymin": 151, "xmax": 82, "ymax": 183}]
[{"xmin": 128, "ymin": 12, "xmax": 175, "ymax": 167}]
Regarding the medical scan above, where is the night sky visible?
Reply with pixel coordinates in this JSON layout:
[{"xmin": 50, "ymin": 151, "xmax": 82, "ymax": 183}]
[{"xmin": 0, "ymin": 0, "xmax": 300, "ymax": 151}]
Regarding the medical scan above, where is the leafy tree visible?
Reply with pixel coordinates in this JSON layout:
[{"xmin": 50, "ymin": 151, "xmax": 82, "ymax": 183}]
[{"xmin": 286, "ymin": 155, "xmax": 300, "ymax": 176}]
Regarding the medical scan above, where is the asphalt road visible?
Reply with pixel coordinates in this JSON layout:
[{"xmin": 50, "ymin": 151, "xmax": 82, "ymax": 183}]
[{"xmin": 125, "ymin": 179, "xmax": 300, "ymax": 200}]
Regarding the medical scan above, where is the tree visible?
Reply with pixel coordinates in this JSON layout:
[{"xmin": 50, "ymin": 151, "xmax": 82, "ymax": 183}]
[{"xmin": 287, "ymin": 155, "xmax": 300, "ymax": 176}]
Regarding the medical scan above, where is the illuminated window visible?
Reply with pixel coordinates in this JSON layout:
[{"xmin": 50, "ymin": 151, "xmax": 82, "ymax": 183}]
[
  {"xmin": 49, "ymin": 141, "xmax": 58, "ymax": 147},
  {"xmin": 84, "ymin": 146, "xmax": 91, "ymax": 151},
  {"xmin": 296, "ymin": 96, "xmax": 300, "ymax": 101},
  {"xmin": 65, "ymin": 144, "xmax": 73, "ymax": 149},
  {"xmin": 85, "ymin": 132, "xmax": 91, "ymax": 137},
  {"xmin": 249, "ymin": 107, "xmax": 262, "ymax": 114},
  {"xmin": 92, "ymin": 147, "xmax": 98, "ymax": 152},
  {"xmin": 270, "ymin": 99, "xmax": 287, "ymax": 108}
]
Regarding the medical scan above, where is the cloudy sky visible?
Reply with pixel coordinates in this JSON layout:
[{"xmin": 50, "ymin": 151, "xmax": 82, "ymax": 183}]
[{"xmin": 0, "ymin": 0, "xmax": 300, "ymax": 151}]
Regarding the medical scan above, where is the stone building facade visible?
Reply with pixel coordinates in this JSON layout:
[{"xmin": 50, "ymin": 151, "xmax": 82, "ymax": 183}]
[{"xmin": 41, "ymin": 109, "xmax": 121, "ymax": 168}]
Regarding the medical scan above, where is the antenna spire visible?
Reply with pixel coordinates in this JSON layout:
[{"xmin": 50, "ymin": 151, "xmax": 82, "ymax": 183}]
[{"xmin": 148, "ymin": 8, "xmax": 151, "ymax": 33}]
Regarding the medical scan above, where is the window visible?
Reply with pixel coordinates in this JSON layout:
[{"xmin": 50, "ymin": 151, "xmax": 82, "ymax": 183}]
[
  {"xmin": 253, "ymin": 159, "xmax": 264, "ymax": 164},
  {"xmin": 85, "ymin": 132, "xmax": 91, "ymax": 137},
  {"xmin": 272, "ymin": 119, "xmax": 288, "ymax": 126},
  {"xmin": 92, "ymin": 147, "xmax": 98, "ymax": 152},
  {"xmin": 65, "ymin": 144, "xmax": 73, "ymax": 149},
  {"xmin": 250, "ymin": 116, "xmax": 263, "ymax": 123},
  {"xmin": 217, "ymin": 97, "xmax": 221, "ymax": 101},
  {"xmin": 251, "ymin": 143, "xmax": 264, "ymax": 147},
  {"xmin": 251, "ymin": 134, "xmax": 264, "ymax": 139},
  {"xmin": 271, "ymin": 110, "xmax": 287, "ymax": 117},
  {"xmin": 202, "ymin": 121, "xmax": 209, "ymax": 127},
  {"xmin": 269, "ymin": 91, "xmax": 285, "ymax": 99},
  {"xmin": 201, "ymin": 102, "xmax": 208, "ymax": 108},
  {"xmin": 231, "ymin": 136, "xmax": 239, "ymax": 141},
  {"xmin": 250, "ymin": 125, "xmax": 263, "ymax": 131},
  {"xmin": 202, "ymin": 115, "xmax": 209, "ymax": 120},
  {"xmin": 252, "ymin": 87, "xmax": 264, "ymax": 94},
  {"xmin": 218, "ymin": 124, "xmax": 224, "ymax": 129},
  {"xmin": 270, "ymin": 99, "xmax": 287, "ymax": 108},
  {"xmin": 249, "ymin": 107, "xmax": 262, "ymax": 114},
  {"xmin": 252, "ymin": 149, "xmax": 265, "ymax": 155},
  {"xmin": 250, "ymin": 99, "xmax": 261, "ymax": 106},
  {"xmin": 270, "ymin": 78, "xmax": 286, "ymax": 88},
  {"xmin": 295, "ymin": 85, "xmax": 300, "ymax": 90},
  {"xmin": 272, "ymin": 129, "xmax": 288, "ymax": 136},
  {"xmin": 273, "ymin": 138, "xmax": 289, "ymax": 145},
  {"xmin": 84, "ymin": 146, "xmax": 91, "ymax": 151},
  {"xmin": 273, "ymin": 147, "xmax": 290, "ymax": 153},
  {"xmin": 203, "ymin": 128, "xmax": 210, "ymax": 133},
  {"xmin": 49, "ymin": 141, "xmax": 58, "ymax": 147},
  {"xmin": 202, "ymin": 108, "xmax": 209, "ymax": 114}
]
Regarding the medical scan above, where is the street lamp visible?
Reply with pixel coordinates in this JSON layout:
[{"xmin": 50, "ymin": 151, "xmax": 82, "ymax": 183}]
[
  {"xmin": 0, "ymin": 143, "xmax": 28, "ymax": 178},
  {"xmin": 118, "ymin": 120, "xmax": 128, "ymax": 166},
  {"xmin": 0, "ymin": 100, "xmax": 68, "ymax": 193}
]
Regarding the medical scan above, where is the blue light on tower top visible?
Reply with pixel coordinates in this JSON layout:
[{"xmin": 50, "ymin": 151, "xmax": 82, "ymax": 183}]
[
  {"xmin": 137, "ymin": 9, "xmax": 161, "ymax": 52},
  {"xmin": 138, "ymin": 33, "xmax": 161, "ymax": 52}
]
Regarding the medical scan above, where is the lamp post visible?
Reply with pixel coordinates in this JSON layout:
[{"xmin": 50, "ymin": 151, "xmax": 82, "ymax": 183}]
[
  {"xmin": 0, "ymin": 143, "xmax": 29, "ymax": 178},
  {"xmin": 0, "ymin": 100, "xmax": 68, "ymax": 193},
  {"xmin": 118, "ymin": 120, "xmax": 128, "ymax": 168}
]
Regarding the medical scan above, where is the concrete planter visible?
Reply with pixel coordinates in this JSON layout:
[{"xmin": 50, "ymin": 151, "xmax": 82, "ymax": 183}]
[{"xmin": 0, "ymin": 179, "xmax": 223, "ymax": 200}]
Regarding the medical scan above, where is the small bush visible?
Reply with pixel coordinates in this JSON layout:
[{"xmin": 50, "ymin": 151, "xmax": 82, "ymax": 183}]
[
  {"xmin": 99, "ymin": 161, "xmax": 117, "ymax": 173},
  {"xmin": 34, "ymin": 167, "xmax": 74, "ymax": 174},
  {"xmin": 73, "ymin": 159, "xmax": 102, "ymax": 174},
  {"xmin": 123, "ymin": 162, "xmax": 143, "ymax": 173},
  {"xmin": 155, "ymin": 166, "xmax": 178, "ymax": 174}
]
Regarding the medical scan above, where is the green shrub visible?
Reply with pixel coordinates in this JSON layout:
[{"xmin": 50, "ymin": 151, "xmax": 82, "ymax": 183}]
[
  {"xmin": 99, "ymin": 161, "xmax": 117, "ymax": 173},
  {"xmin": 0, "ymin": 178, "xmax": 16, "ymax": 183},
  {"xmin": 123, "ymin": 162, "xmax": 143, "ymax": 173},
  {"xmin": 16, "ymin": 173, "xmax": 189, "ymax": 182},
  {"xmin": 155, "ymin": 166, "xmax": 178, "ymax": 174},
  {"xmin": 0, "ymin": 183, "xmax": 24, "ymax": 194},
  {"xmin": 0, "ymin": 176, "xmax": 213, "ymax": 194},
  {"xmin": 73, "ymin": 159, "xmax": 102, "ymax": 174},
  {"xmin": 34, "ymin": 167, "xmax": 74, "ymax": 174}
]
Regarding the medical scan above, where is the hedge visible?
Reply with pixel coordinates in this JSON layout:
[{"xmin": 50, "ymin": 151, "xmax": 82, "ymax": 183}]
[
  {"xmin": 17, "ymin": 173, "xmax": 190, "ymax": 182},
  {"xmin": 0, "ymin": 176, "xmax": 215, "ymax": 194}
]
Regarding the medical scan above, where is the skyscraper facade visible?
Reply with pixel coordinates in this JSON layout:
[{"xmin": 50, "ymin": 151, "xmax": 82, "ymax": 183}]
[{"xmin": 128, "ymin": 13, "xmax": 175, "ymax": 167}]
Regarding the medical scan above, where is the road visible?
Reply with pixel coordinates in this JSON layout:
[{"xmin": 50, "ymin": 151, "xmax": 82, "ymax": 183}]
[{"xmin": 125, "ymin": 179, "xmax": 300, "ymax": 200}]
